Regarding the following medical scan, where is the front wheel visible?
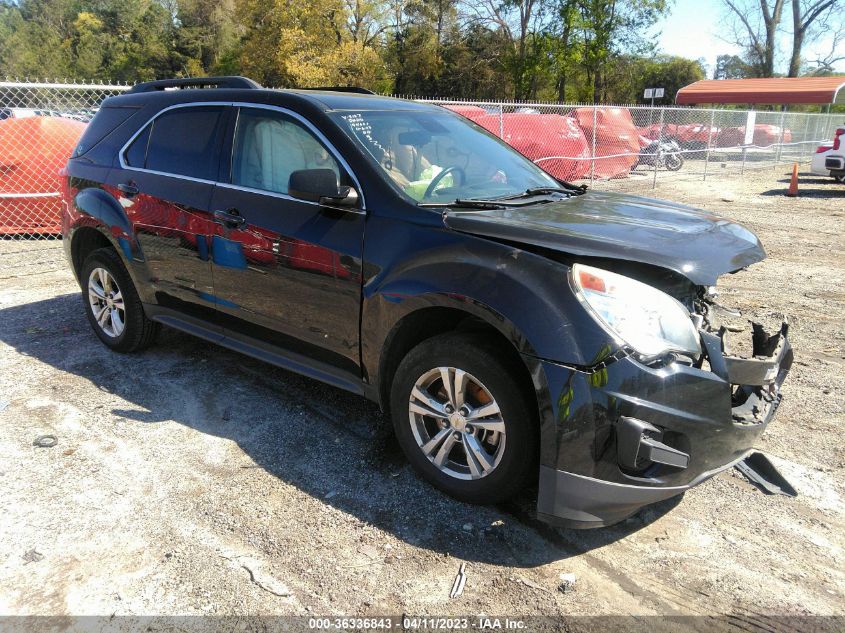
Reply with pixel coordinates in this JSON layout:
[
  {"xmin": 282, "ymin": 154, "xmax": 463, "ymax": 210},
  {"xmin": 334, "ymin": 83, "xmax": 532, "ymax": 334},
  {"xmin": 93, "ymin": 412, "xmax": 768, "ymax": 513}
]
[
  {"xmin": 80, "ymin": 247, "xmax": 159, "ymax": 353},
  {"xmin": 665, "ymin": 153, "xmax": 684, "ymax": 171},
  {"xmin": 390, "ymin": 333, "xmax": 538, "ymax": 504}
]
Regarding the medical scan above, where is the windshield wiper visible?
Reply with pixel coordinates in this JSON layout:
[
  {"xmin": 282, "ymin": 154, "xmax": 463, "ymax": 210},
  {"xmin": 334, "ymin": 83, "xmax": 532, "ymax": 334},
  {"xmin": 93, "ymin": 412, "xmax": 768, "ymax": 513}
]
[
  {"xmin": 496, "ymin": 185, "xmax": 586, "ymax": 200},
  {"xmin": 417, "ymin": 184, "xmax": 587, "ymax": 209},
  {"xmin": 418, "ymin": 199, "xmax": 509, "ymax": 209}
]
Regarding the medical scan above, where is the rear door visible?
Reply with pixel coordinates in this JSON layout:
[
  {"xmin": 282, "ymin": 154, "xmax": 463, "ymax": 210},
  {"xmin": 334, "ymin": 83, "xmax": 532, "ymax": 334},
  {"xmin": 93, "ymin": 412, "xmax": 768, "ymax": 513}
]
[
  {"xmin": 110, "ymin": 104, "xmax": 230, "ymax": 325},
  {"xmin": 208, "ymin": 105, "xmax": 365, "ymax": 377}
]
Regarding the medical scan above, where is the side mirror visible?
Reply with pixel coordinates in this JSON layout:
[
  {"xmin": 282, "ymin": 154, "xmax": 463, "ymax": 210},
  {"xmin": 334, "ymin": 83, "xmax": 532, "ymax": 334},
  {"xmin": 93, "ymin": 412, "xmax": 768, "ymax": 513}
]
[{"xmin": 288, "ymin": 169, "xmax": 359, "ymax": 208}]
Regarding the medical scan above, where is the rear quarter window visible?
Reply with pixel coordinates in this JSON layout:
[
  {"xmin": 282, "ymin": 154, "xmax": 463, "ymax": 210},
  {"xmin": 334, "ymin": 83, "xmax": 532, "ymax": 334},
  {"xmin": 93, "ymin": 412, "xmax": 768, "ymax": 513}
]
[
  {"xmin": 72, "ymin": 106, "xmax": 139, "ymax": 158},
  {"xmin": 124, "ymin": 124, "xmax": 151, "ymax": 168}
]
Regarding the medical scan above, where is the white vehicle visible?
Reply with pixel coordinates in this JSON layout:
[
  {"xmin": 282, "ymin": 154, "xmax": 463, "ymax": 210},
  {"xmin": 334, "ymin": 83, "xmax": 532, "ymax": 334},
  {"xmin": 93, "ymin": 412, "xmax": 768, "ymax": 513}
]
[
  {"xmin": 811, "ymin": 125, "xmax": 845, "ymax": 183},
  {"xmin": 0, "ymin": 107, "xmax": 64, "ymax": 120}
]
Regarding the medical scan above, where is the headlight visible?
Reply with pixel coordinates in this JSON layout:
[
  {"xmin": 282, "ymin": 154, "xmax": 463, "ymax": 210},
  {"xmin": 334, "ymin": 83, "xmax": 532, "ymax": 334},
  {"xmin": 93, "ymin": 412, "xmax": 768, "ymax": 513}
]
[{"xmin": 571, "ymin": 264, "xmax": 701, "ymax": 357}]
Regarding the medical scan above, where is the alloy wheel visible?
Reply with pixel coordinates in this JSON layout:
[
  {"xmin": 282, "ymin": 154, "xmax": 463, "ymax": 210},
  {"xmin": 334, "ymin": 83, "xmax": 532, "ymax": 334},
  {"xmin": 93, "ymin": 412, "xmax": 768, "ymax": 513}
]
[
  {"xmin": 408, "ymin": 367, "xmax": 506, "ymax": 480},
  {"xmin": 87, "ymin": 267, "xmax": 125, "ymax": 338}
]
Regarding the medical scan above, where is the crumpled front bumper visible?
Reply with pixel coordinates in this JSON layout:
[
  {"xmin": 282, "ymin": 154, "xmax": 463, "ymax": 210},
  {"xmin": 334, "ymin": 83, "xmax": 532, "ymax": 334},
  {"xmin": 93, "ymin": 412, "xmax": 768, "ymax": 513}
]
[{"xmin": 536, "ymin": 321, "xmax": 793, "ymax": 529}]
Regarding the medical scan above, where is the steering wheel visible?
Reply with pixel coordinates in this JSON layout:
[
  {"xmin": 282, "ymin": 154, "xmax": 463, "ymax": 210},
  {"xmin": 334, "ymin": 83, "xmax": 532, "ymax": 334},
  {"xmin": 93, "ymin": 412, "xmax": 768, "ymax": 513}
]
[{"xmin": 423, "ymin": 166, "xmax": 466, "ymax": 199}]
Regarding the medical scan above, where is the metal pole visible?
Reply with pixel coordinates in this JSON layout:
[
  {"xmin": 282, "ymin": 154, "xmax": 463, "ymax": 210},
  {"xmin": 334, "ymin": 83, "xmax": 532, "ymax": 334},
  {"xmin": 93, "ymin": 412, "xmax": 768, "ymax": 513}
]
[
  {"xmin": 653, "ymin": 107, "xmax": 663, "ymax": 189},
  {"xmin": 590, "ymin": 105, "xmax": 597, "ymax": 184},
  {"xmin": 775, "ymin": 109, "xmax": 786, "ymax": 167},
  {"xmin": 499, "ymin": 104, "xmax": 504, "ymax": 139},
  {"xmin": 703, "ymin": 108, "xmax": 715, "ymax": 182},
  {"xmin": 799, "ymin": 114, "xmax": 813, "ymax": 162}
]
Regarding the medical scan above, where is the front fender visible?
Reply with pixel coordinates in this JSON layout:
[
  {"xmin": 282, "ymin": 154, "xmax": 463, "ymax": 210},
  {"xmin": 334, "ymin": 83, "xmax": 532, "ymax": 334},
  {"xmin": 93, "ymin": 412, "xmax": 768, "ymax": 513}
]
[
  {"xmin": 360, "ymin": 223, "xmax": 618, "ymax": 470},
  {"xmin": 362, "ymin": 228, "xmax": 615, "ymax": 371}
]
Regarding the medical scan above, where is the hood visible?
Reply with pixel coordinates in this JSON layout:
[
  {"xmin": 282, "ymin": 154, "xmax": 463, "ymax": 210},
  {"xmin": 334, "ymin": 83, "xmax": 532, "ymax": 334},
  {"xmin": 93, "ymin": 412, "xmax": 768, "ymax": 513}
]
[{"xmin": 442, "ymin": 190, "xmax": 765, "ymax": 286}]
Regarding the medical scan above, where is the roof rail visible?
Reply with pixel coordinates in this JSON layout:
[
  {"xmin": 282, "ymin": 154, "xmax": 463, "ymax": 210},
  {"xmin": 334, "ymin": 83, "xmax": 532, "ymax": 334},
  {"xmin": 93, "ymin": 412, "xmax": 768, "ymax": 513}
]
[
  {"xmin": 127, "ymin": 76, "xmax": 261, "ymax": 94},
  {"xmin": 296, "ymin": 86, "xmax": 376, "ymax": 95}
]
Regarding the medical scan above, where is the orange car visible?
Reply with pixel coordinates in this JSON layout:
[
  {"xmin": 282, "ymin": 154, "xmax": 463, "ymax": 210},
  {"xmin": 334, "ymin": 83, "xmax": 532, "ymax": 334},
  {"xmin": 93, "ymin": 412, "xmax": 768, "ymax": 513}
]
[{"xmin": 0, "ymin": 116, "xmax": 86, "ymax": 234}]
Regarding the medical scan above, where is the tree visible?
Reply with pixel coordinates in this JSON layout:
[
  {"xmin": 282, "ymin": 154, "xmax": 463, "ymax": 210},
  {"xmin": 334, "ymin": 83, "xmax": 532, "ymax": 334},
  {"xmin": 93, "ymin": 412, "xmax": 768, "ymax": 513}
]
[
  {"xmin": 639, "ymin": 55, "xmax": 705, "ymax": 103},
  {"xmin": 464, "ymin": 0, "xmax": 548, "ymax": 100},
  {"xmin": 598, "ymin": 54, "xmax": 704, "ymax": 103},
  {"xmin": 234, "ymin": 0, "xmax": 390, "ymax": 89},
  {"xmin": 388, "ymin": 0, "xmax": 460, "ymax": 95},
  {"xmin": 787, "ymin": 0, "xmax": 841, "ymax": 77},
  {"xmin": 0, "ymin": 0, "xmax": 707, "ymax": 102},
  {"xmin": 576, "ymin": 0, "xmax": 668, "ymax": 102},
  {"xmin": 721, "ymin": 0, "xmax": 785, "ymax": 77},
  {"xmin": 805, "ymin": 20, "xmax": 845, "ymax": 73},
  {"xmin": 549, "ymin": 0, "xmax": 580, "ymax": 102},
  {"xmin": 714, "ymin": 53, "xmax": 754, "ymax": 78}
]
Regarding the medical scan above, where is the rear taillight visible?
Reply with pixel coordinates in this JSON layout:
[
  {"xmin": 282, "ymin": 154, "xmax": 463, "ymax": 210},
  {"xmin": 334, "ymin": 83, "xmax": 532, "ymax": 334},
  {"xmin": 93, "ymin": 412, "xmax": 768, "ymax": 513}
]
[
  {"xmin": 817, "ymin": 145, "xmax": 833, "ymax": 153},
  {"xmin": 833, "ymin": 129, "xmax": 843, "ymax": 151}
]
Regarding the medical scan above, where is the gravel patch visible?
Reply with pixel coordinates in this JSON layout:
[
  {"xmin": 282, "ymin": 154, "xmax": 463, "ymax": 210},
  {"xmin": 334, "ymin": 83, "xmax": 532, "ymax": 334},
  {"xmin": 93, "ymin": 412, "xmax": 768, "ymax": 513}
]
[{"xmin": 0, "ymin": 167, "xmax": 842, "ymax": 619}]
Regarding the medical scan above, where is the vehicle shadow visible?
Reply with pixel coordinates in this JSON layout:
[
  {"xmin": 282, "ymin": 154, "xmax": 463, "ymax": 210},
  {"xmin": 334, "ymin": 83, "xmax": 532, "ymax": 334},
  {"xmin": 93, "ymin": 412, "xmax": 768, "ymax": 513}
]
[
  {"xmin": 760, "ymin": 186, "xmax": 845, "ymax": 197},
  {"xmin": 0, "ymin": 292, "xmax": 681, "ymax": 568}
]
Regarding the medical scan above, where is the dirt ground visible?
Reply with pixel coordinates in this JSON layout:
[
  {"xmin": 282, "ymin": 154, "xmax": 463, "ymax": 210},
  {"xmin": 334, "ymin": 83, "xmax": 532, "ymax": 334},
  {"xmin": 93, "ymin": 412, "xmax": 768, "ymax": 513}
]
[{"xmin": 0, "ymin": 167, "xmax": 843, "ymax": 627}]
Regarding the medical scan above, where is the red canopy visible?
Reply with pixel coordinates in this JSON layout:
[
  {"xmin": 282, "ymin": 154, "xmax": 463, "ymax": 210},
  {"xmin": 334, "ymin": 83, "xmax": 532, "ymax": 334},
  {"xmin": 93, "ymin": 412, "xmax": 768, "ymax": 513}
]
[{"xmin": 676, "ymin": 77, "xmax": 845, "ymax": 105}]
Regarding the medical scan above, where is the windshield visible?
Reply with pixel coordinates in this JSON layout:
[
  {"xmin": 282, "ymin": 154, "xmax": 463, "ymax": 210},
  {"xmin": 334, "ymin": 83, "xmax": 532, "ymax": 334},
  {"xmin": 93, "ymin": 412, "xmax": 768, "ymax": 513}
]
[{"xmin": 331, "ymin": 109, "xmax": 560, "ymax": 203}]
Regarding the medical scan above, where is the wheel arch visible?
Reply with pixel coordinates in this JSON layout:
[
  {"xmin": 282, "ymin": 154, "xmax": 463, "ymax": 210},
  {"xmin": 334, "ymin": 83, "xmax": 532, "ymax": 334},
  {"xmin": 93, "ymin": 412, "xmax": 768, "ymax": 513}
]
[
  {"xmin": 67, "ymin": 186, "xmax": 143, "ymax": 289},
  {"xmin": 376, "ymin": 301, "xmax": 539, "ymax": 404},
  {"xmin": 70, "ymin": 226, "xmax": 115, "ymax": 279},
  {"xmin": 371, "ymin": 296, "xmax": 561, "ymax": 474}
]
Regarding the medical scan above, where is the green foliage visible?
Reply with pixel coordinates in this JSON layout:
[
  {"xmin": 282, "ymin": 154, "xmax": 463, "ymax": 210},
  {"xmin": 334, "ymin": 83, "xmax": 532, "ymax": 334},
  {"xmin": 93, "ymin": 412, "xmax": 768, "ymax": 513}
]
[
  {"xmin": 714, "ymin": 54, "xmax": 755, "ymax": 80},
  {"xmin": 0, "ymin": 0, "xmax": 700, "ymax": 102}
]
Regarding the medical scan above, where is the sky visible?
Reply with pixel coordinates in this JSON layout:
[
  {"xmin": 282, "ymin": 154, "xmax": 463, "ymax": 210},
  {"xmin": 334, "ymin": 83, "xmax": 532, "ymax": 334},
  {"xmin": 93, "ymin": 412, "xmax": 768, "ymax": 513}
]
[{"xmin": 652, "ymin": 0, "xmax": 845, "ymax": 76}]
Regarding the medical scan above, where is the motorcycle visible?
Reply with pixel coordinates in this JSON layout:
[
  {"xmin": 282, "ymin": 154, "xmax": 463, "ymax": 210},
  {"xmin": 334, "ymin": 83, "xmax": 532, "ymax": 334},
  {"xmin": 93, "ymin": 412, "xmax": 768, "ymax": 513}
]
[{"xmin": 633, "ymin": 137, "xmax": 684, "ymax": 171}]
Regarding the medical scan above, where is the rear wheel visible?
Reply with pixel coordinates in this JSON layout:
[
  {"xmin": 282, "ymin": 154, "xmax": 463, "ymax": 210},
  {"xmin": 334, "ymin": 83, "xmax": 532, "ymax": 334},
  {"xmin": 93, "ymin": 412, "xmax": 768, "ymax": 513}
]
[
  {"xmin": 835, "ymin": 174, "xmax": 845, "ymax": 184},
  {"xmin": 81, "ymin": 247, "xmax": 159, "ymax": 352},
  {"xmin": 390, "ymin": 333, "xmax": 538, "ymax": 504}
]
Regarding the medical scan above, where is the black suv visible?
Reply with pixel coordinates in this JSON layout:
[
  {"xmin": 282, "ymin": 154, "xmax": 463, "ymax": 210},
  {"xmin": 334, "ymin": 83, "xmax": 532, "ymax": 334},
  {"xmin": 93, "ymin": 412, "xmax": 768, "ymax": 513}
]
[{"xmin": 62, "ymin": 76, "xmax": 792, "ymax": 528}]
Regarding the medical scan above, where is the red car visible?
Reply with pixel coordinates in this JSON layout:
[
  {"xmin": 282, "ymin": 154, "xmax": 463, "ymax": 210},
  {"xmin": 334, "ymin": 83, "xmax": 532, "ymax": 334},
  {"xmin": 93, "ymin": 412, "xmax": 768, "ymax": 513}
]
[
  {"xmin": 639, "ymin": 123, "xmax": 720, "ymax": 148},
  {"xmin": 0, "ymin": 116, "xmax": 86, "ymax": 234},
  {"xmin": 570, "ymin": 107, "xmax": 639, "ymax": 178},
  {"xmin": 715, "ymin": 124, "xmax": 792, "ymax": 148}
]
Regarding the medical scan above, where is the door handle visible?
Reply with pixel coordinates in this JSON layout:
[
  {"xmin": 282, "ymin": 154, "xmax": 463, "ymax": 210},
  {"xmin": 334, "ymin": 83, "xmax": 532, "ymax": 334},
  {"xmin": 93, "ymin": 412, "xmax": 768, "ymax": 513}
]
[
  {"xmin": 117, "ymin": 182, "xmax": 139, "ymax": 197},
  {"xmin": 213, "ymin": 208, "xmax": 246, "ymax": 228}
]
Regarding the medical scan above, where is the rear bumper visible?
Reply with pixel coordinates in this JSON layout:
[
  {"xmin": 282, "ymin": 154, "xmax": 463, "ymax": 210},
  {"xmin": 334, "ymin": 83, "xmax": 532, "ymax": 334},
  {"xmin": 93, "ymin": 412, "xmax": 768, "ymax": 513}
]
[
  {"xmin": 535, "ymin": 321, "xmax": 792, "ymax": 528},
  {"xmin": 825, "ymin": 155, "xmax": 844, "ymax": 173}
]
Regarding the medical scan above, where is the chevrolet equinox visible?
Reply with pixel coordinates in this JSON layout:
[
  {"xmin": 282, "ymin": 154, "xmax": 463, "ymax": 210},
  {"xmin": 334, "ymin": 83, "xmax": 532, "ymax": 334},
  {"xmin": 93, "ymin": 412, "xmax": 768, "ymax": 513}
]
[{"xmin": 61, "ymin": 76, "xmax": 792, "ymax": 528}]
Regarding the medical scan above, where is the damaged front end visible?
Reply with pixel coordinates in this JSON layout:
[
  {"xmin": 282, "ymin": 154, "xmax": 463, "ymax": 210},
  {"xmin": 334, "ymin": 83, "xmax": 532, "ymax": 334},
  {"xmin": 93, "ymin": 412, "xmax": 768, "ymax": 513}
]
[
  {"xmin": 536, "ymin": 270, "xmax": 794, "ymax": 529},
  {"xmin": 700, "ymin": 313, "xmax": 792, "ymax": 428}
]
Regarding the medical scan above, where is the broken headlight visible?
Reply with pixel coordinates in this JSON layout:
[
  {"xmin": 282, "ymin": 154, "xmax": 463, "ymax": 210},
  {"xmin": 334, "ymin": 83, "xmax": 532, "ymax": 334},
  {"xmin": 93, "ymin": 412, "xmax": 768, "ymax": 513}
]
[{"xmin": 571, "ymin": 264, "xmax": 701, "ymax": 358}]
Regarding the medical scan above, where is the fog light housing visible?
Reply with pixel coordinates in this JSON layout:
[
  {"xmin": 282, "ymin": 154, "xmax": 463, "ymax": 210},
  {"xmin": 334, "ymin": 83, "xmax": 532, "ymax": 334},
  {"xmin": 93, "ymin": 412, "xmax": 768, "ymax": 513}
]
[{"xmin": 616, "ymin": 416, "xmax": 690, "ymax": 471}]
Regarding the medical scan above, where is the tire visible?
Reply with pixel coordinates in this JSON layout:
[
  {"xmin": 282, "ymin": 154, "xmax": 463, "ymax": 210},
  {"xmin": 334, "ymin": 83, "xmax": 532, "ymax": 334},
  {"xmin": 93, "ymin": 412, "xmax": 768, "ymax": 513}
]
[
  {"xmin": 80, "ymin": 247, "xmax": 159, "ymax": 353},
  {"xmin": 390, "ymin": 332, "xmax": 538, "ymax": 504},
  {"xmin": 665, "ymin": 154, "xmax": 684, "ymax": 171},
  {"xmin": 835, "ymin": 174, "xmax": 845, "ymax": 184}
]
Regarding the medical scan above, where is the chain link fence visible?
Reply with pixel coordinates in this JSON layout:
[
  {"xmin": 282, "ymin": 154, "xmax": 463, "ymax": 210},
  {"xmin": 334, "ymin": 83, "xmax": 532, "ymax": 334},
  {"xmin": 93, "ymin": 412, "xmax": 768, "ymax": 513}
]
[
  {"xmin": 419, "ymin": 98, "xmax": 842, "ymax": 189},
  {"xmin": 0, "ymin": 80, "xmax": 841, "ymax": 280},
  {"xmin": 0, "ymin": 80, "xmax": 129, "ymax": 279}
]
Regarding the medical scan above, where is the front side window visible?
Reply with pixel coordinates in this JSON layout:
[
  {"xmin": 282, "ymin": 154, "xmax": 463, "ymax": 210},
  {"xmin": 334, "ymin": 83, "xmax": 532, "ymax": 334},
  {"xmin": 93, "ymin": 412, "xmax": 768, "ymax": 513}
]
[
  {"xmin": 144, "ymin": 106, "xmax": 226, "ymax": 180},
  {"xmin": 231, "ymin": 108, "xmax": 341, "ymax": 195},
  {"xmin": 331, "ymin": 109, "xmax": 559, "ymax": 202}
]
